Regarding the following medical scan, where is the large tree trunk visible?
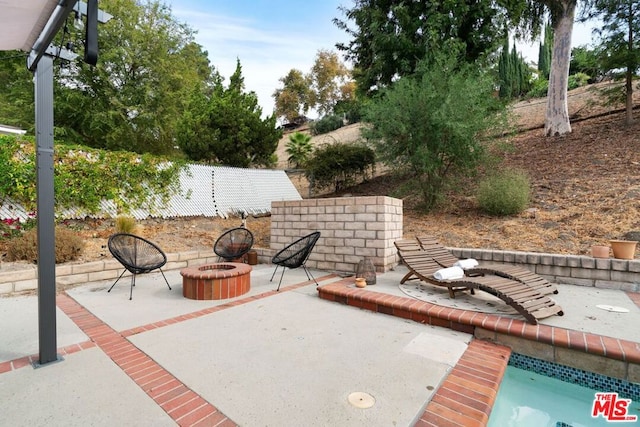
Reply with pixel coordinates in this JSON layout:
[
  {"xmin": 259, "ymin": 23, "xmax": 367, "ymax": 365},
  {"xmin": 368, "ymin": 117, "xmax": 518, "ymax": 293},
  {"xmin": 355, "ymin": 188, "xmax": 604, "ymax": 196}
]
[{"xmin": 545, "ymin": 1, "xmax": 576, "ymax": 137}]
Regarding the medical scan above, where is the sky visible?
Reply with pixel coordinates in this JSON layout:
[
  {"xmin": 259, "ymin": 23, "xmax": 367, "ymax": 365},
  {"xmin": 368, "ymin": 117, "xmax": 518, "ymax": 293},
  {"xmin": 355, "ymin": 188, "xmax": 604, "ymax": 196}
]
[
  {"xmin": 167, "ymin": 0, "xmax": 348, "ymax": 120},
  {"xmin": 167, "ymin": 1, "xmax": 599, "ymax": 120}
]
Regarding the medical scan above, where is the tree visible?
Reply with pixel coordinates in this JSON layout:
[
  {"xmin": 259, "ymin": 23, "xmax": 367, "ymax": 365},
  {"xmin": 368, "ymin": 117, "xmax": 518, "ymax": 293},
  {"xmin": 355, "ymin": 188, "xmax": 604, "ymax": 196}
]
[
  {"xmin": 570, "ymin": 45, "xmax": 604, "ymax": 82},
  {"xmin": 0, "ymin": 51, "xmax": 34, "ymax": 130},
  {"xmin": 499, "ymin": 39, "xmax": 514, "ymax": 98},
  {"xmin": 273, "ymin": 51, "xmax": 355, "ymax": 122},
  {"xmin": 362, "ymin": 50, "xmax": 506, "ymax": 210},
  {"xmin": 177, "ymin": 60, "xmax": 282, "ymax": 167},
  {"xmin": 509, "ymin": 0, "xmax": 586, "ymax": 136},
  {"xmin": 499, "ymin": 39, "xmax": 533, "ymax": 99},
  {"xmin": 334, "ymin": 0, "xmax": 513, "ymax": 94},
  {"xmin": 308, "ymin": 50, "xmax": 353, "ymax": 116},
  {"xmin": 272, "ymin": 69, "xmax": 313, "ymax": 123},
  {"xmin": 54, "ymin": 0, "xmax": 217, "ymax": 154},
  {"xmin": 538, "ymin": 23, "xmax": 553, "ymax": 79},
  {"xmin": 590, "ymin": 0, "xmax": 640, "ymax": 125},
  {"xmin": 285, "ymin": 132, "xmax": 313, "ymax": 168},
  {"xmin": 544, "ymin": 1, "xmax": 577, "ymax": 136}
]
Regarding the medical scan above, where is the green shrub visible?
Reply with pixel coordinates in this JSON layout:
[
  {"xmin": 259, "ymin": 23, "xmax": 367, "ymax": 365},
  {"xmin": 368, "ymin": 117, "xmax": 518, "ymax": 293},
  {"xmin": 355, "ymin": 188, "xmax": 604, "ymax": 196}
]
[
  {"xmin": 527, "ymin": 77, "xmax": 549, "ymax": 99},
  {"xmin": 568, "ymin": 72, "xmax": 590, "ymax": 90},
  {"xmin": 115, "ymin": 216, "xmax": 137, "ymax": 234},
  {"xmin": 6, "ymin": 226, "xmax": 84, "ymax": 263},
  {"xmin": 305, "ymin": 143, "xmax": 375, "ymax": 193},
  {"xmin": 477, "ymin": 169, "xmax": 530, "ymax": 216},
  {"xmin": 334, "ymin": 99, "xmax": 364, "ymax": 124},
  {"xmin": 362, "ymin": 49, "xmax": 506, "ymax": 210},
  {"xmin": 310, "ymin": 114, "xmax": 344, "ymax": 135},
  {"xmin": 0, "ymin": 135, "xmax": 185, "ymax": 215},
  {"xmin": 285, "ymin": 132, "xmax": 313, "ymax": 168}
]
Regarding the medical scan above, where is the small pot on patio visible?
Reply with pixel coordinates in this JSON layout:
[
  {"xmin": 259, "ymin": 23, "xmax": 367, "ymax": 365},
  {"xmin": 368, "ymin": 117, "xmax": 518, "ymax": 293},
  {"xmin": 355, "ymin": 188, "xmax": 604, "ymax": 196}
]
[
  {"xmin": 355, "ymin": 277, "xmax": 367, "ymax": 288},
  {"xmin": 591, "ymin": 245, "xmax": 610, "ymax": 259},
  {"xmin": 609, "ymin": 240, "xmax": 637, "ymax": 260}
]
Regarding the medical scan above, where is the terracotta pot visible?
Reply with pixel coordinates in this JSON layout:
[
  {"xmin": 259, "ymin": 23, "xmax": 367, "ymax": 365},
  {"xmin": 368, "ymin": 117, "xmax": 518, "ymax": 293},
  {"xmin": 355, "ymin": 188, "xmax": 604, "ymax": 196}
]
[
  {"xmin": 609, "ymin": 240, "xmax": 637, "ymax": 260},
  {"xmin": 355, "ymin": 277, "xmax": 367, "ymax": 288},
  {"xmin": 591, "ymin": 245, "xmax": 610, "ymax": 258}
]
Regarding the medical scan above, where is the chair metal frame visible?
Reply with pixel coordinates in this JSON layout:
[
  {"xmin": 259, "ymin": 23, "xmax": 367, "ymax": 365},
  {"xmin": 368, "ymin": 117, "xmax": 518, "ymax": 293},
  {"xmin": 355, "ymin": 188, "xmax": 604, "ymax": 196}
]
[
  {"xmin": 270, "ymin": 231, "xmax": 321, "ymax": 291},
  {"xmin": 213, "ymin": 227, "xmax": 254, "ymax": 262},
  {"xmin": 107, "ymin": 233, "xmax": 172, "ymax": 300}
]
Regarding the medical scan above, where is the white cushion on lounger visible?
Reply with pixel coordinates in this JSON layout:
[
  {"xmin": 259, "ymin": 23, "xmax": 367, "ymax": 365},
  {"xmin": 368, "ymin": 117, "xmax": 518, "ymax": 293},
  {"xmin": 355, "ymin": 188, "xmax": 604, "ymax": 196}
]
[
  {"xmin": 453, "ymin": 259, "xmax": 479, "ymax": 269},
  {"xmin": 433, "ymin": 266, "xmax": 464, "ymax": 280}
]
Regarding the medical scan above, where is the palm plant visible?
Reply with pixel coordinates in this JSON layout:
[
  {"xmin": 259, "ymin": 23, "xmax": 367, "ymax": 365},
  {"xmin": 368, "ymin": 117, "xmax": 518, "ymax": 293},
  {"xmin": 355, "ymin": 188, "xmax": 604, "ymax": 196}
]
[{"xmin": 285, "ymin": 131, "xmax": 313, "ymax": 169}]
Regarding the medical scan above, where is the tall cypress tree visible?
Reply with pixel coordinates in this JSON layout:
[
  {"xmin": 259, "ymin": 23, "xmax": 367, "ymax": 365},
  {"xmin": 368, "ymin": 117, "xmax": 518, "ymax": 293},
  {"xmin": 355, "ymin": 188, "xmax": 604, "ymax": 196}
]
[
  {"xmin": 499, "ymin": 40, "xmax": 532, "ymax": 99},
  {"xmin": 498, "ymin": 39, "xmax": 512, "ymax": 98},
  {"xmin": 538, "ymin": 24, "xmax": 553, "ymax": 80}
]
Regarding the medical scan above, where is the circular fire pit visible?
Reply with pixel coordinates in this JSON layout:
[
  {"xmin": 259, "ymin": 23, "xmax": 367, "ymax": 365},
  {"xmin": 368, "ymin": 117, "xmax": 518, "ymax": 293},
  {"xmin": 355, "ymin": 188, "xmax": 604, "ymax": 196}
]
[{"xmin": 180, "ymin": 263, "xmax": 251, "ymax": 300}]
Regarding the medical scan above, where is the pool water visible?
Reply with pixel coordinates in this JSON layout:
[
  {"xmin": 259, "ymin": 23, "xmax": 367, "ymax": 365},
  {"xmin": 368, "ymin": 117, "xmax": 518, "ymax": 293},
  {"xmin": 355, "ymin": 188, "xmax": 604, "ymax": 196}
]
[{"xmin": 488, "ymin": 366, "xmax": 640, "ymax": 427}]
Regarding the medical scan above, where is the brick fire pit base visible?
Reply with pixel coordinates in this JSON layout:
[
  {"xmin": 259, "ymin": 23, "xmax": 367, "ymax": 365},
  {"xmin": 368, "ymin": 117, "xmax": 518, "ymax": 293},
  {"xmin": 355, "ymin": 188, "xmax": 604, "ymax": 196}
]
[{"xmin": 180, "ymin": 263, "xmax": 251, "ymax": 300}]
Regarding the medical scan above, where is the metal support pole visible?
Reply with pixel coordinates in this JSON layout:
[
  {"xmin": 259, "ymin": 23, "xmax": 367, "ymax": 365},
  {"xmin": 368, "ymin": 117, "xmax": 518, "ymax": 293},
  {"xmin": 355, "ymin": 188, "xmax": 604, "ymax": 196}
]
[{"xmin": 34, "ymin": 55, "xmax": 59, "ymax": 365}]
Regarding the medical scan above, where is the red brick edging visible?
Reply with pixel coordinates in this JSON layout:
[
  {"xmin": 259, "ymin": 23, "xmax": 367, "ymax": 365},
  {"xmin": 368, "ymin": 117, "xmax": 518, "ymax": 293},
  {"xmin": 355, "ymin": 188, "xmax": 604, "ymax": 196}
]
[
  {"xmin": 55, "ymin": 293, "xmax": 236, "ymax": 427},
  {"xmin": 415, "ymin": 340, "xmax": 511, "ymax": 427},
  {"xmin": 318, "ymin": 279, "xmax": 640, "ymax": 364},
  {"xmin": 0, "ymin": 340, "xmax": 96, "ymax": 374}
]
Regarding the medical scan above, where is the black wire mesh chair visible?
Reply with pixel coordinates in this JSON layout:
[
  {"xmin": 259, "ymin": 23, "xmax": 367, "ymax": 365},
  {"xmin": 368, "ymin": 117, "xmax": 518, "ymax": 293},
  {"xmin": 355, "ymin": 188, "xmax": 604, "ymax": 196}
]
[
  {"xmin": 270, "ymin": 231, "xmax": 321, "ymax": 291},
  {"xmin": 214, "ymin": 227, "xmax": 254, "ymax": 261},
  {"xmin": 107, "ymin": 233, "xmax": 172, "ymax": 300}
]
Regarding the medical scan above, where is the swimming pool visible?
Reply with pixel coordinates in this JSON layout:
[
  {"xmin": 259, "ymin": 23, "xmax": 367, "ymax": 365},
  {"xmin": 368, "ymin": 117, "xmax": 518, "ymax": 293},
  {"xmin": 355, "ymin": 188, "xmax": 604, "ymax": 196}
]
[{"xmin": 488, "ymin": 354, "xmax": 640, "ymax": 427}]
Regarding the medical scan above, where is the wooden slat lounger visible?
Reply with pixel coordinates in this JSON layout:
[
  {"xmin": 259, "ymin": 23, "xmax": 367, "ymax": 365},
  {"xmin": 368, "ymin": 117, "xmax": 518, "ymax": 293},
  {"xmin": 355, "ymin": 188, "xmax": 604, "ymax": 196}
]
[
  {"xmin": 394, "ymin": 240, "xmax": 564, "ymax": 325},
  {"xmin": 415, "ymin": 235, "xmax": 559, "ymax": 295}
]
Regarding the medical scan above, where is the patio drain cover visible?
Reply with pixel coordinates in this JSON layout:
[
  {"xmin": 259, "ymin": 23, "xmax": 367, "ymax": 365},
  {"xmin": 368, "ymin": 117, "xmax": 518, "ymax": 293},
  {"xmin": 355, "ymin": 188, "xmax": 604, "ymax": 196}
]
[
  {"xmin": 596, "ymin": 304, "xmax": 629, "ymax": 313},
  {"xmin": 348, "ymin": 392, "xmax": 375, "ymax": 409}
]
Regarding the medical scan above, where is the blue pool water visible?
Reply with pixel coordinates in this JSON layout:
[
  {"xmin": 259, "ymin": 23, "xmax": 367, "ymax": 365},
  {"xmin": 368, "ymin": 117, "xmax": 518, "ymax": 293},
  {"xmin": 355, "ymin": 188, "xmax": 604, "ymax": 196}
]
[{"xmin": 488, "ymin": 360, "xmax": 640, "ymax": 427}]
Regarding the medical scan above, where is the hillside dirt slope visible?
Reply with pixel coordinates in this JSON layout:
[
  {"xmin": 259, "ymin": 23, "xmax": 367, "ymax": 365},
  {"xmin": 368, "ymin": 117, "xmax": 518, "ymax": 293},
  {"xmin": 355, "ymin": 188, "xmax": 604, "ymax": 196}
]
[{"xmin": 3, "ymin": 83, "xmax": 640, "ymax": 266}]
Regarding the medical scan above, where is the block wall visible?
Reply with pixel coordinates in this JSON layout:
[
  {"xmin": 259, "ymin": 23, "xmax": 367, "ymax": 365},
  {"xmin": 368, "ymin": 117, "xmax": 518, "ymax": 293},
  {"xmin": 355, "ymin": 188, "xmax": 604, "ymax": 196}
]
[
  {"xmin": 453, "ymin": 247, "xmax": 640, "ymax": 292},
  {"xmin": 270, "ymin": 196, "xmax": 403, "ymax": 274}
]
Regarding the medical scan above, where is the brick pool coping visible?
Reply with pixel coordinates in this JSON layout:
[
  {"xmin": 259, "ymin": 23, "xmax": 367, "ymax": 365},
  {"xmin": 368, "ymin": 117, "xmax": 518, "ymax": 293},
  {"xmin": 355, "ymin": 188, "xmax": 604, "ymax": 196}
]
[
  {"xmin": 318, "ymin": 278, "xmax": 640, "ymax": 426},
  {"xmin": 318, "ymin": 279, "xmax": 640, "ymax": 365}
]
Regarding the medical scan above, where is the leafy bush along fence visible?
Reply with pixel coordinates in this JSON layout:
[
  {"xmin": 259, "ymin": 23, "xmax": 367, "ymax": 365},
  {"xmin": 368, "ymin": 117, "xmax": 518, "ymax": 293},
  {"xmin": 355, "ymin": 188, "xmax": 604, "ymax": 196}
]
[
  {"xmin": 0, "ymin": 135, "xmax": 184, "ymax": 217},
  {"xmin": 0, "ymin": 135, "xmax": 302, "ymax": 222}
]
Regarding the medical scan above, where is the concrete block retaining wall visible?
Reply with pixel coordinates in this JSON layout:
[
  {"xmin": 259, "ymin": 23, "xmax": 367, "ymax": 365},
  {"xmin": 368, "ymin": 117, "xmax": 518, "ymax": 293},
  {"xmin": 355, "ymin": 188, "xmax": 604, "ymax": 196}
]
[
  {"xmin": 1, "ymin": 198, "xmax": 639, "ymax": 295},
  {"xmin": 1, "ymin": 247, "xmax": 638, "ymax": 295},
  {"xmin": 0, "ymin": 248, "xmax": 275, "ymax": 295},
  {"xmin": 270, "ymin": 196, "xmax": 404, "ymax": 275},
  {"xmin": 454, "ymin": 247, "xmax": 640, "ymax": 293}
]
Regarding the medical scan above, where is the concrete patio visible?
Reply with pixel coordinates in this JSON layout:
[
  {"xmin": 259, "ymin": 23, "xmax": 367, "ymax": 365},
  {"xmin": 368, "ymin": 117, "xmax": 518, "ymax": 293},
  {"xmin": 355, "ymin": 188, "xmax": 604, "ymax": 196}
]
[{"xmin": 1, "ymin": 262, "xmax": 639, "ymax": 426}]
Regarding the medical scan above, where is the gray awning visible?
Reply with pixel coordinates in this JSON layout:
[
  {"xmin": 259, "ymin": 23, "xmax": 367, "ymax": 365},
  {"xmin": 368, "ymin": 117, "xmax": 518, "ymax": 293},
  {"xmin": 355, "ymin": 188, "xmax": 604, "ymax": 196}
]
[{"xmin": 0, "ymin": 0, "xmax": 59, "ymax": 51}]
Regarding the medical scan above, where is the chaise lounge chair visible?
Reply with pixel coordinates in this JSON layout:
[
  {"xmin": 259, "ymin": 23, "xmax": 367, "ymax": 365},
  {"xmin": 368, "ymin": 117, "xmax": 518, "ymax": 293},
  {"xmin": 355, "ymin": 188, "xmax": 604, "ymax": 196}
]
[
  {"xmin": 394, "ymin": 239, "xmax": 563, "ymax": 324},
  {"xmin": 416, "ymin": 235, "xmax": 558, "ymax": 295}
]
